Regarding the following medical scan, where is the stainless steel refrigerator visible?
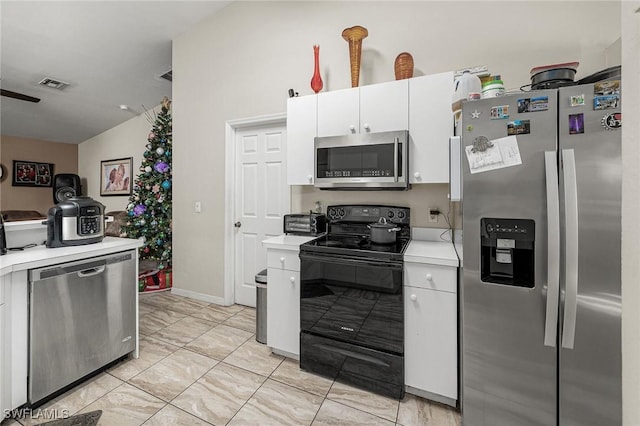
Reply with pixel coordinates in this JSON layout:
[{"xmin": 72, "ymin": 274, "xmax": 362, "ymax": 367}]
[{"xmin": 460, "ymin": 82, "xmax": 621, "ymax": 425}]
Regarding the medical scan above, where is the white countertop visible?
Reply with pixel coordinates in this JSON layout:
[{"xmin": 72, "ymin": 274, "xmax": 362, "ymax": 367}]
[
  {"xmin": 404, "ymin": 239, "xmax": 459, "ymax": 267},
  {"xmin": 262, "ymin": 234, "xmax": 317, "ymax": 251},
  {"xmin": 0, "ymin": 237, "xmax": 143, "ymax": 277}
]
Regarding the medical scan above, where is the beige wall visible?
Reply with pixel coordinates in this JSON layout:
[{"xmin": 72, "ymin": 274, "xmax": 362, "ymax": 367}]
[
  {"xmin": 172, "ymin": 1, "xmax": 620, "ymax": 299},
  {"xmin": 78, "ymin": 104, "xmax": 163, "ymax": 213},
  {"xmin": 0, "ymin": 135, "xmax": 78, "ymax": 214},
  {"xmin": 621, "ymin": 1, "xmax": 640, "ymax": 423}
]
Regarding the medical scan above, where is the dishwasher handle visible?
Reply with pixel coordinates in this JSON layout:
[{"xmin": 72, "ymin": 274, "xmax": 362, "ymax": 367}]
[
  {"xmin": 77, "ymin": 266, "xmax": 106, "ymax": 278},
  {"xmin": 30, "ymin": 251, "xmax": 133, "ymax": 281}
]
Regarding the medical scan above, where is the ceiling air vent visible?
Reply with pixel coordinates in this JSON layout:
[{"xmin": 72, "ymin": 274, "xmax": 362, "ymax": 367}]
[
  {"xmin": 159, "ymin": 70, "xmax": 172, "ymax": 82},
  {"xmin": 39, "ymin": 77, "xmax": 69, "ymax": 90}
]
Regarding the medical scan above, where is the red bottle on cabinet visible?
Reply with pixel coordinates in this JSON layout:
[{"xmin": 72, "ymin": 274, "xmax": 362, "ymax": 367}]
[{"xmin": 311, "ymin": 45, "xmax": 323, "ymax": 93}]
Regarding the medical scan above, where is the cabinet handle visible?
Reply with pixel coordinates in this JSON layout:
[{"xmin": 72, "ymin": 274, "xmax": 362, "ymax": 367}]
[
  {"xmin": 349, "ymin": 125, "xmax": 356, "ymax": 132},
  {"xmin": 426, "ymin": 273, "xmax": 433, "ymax": 281},
  {"xmin": 363, "ymin": 123, "xmax": 371, "ymax": 131},
  {"xmin": 410, "ymin": 294, "xmax": 417, "ymax": 301},
  {"xmin": 414, "ymin": 172, "xmax": 421, "ymax": 179},
  {"xmin": 280, "ymin": 257, "xmax": 285, "ymax": 263},
  {"xmin": 290, "ymin": 276, "xmax": 296, "ymax": 283}
]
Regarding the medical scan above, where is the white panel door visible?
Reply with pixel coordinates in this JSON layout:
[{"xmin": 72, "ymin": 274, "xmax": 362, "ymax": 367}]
[{"xmin": 234, "ymin": 123, "xmax": 288, "ymax": 307}]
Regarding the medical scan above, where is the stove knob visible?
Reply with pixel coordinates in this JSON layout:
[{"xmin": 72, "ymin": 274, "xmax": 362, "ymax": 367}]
[
  {"xmin": 387, "ymin": 211, "xmax": 394, "ymax": 219},
  {"xmin": 397, "ymin": 211, "xmax": 406, "ymax": 220},
  {"xmin": 328, "ymin": 208, "xmax": 336, "ymax": 218},
  {"xmin": 338, "ymin": 208, "xmax": 345, "ymax": 218}
]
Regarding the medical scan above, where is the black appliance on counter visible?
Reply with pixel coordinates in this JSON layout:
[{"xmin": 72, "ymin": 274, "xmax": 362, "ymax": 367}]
[
  {"xmin": 299, "ymin": 205, "xmax": 410, "ymax": 399},
  {"xmin": 46, "ymin": 196, "xmax": 105, "ymax": 248},
  {"xmin": 283, "ymin": 212, "xmax": 327, "ymax": 236}
]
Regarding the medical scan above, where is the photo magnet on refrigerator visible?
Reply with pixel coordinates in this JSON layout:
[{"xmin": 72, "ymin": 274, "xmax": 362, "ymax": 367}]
[
  {"xmin": 569, "ymin": 113, "xmax": 585, "ymax": 134},
  {"xmin": 490, "ymin": 105, "xmax": 509, "ymax": 120},
  {"xmin": 570, "ymin": 94, "xmax": 585, "ymax": 107}
]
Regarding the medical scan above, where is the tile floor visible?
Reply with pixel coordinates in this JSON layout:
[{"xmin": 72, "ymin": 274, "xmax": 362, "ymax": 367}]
[{"xmin": 4, "ymin": 291, "xmax": 461, "ymax": 426}]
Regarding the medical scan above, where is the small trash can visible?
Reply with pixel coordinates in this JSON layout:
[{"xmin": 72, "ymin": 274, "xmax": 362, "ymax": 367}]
[{"xmin": 255, "ymin": 268, "xmax": 268, "ymax": 344}]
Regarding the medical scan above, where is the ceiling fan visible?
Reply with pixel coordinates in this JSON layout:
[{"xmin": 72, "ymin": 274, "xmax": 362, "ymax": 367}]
[{"xmin": 0, "ymin": 88, "xmax": 40, "ymax": 103}]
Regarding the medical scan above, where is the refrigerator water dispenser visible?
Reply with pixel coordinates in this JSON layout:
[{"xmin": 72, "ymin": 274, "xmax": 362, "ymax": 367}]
[{"xmin": 480, "ymin": 218, "xmax": 535, "ymax": 287}]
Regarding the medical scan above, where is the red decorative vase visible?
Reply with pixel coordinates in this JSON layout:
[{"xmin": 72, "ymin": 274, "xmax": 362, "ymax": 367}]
[{"xmin": 311, "ymin": 45, "xmax": 323, "ymax": 93}]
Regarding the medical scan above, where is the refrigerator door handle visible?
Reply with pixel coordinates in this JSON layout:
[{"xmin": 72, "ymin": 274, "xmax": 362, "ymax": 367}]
[
  {"xmin": 562, "ymin": 149, "xmax": 579, "ymax": 349},
  {"xmin": 544, "ymin": 151, "xmax": 560, "ymax": 347}
]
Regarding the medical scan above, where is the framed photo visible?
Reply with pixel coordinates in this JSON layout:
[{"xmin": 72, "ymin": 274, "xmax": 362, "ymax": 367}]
[
  {"xmin": 100, "ymin": 157, "xmax": 133, "ymax": 196},
  {"xmin": 12, "ymin": 160, "xmax": 54, "ymax": 187}
]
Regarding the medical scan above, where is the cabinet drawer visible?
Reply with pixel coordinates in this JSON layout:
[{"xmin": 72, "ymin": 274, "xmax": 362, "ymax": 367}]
[
  {"xmin": 267, "ymin": 250, "xmax": 300, "ymax": 271},
  {"xmin": 404, "ymin": 262, "xmax": 456, "ymax": 293}
]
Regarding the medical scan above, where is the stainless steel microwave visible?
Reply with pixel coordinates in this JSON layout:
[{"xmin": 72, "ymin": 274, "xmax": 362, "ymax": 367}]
[{"xmin": 314, "ymin": 130, "xmax": 409, "ymax": 190}]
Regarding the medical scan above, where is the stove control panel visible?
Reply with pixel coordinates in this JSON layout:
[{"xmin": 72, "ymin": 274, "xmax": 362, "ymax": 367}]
[{"xmin": 327, "ymin": 205, "xmax": 410, "ymax": 225}]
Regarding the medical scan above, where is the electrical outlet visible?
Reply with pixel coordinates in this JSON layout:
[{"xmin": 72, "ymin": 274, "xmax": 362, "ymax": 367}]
[{"xmin": 429, "ymin": 209, "xmax": 439, "ymax": 223}]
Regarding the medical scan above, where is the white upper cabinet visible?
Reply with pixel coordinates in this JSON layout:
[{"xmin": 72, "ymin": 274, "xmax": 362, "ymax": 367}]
[
  {"xmin": 317, "ymin": 87, "xmax": 359, "ymax": 137},
  {"xmin": 409, "ymin": 71, "xmax": 454, "ymax": 184},
  {"xmin": 286, "ymin": 95, "xmax": 317, "ymax": 185},
  {"xmin": 359, "ymin": 79, "xmax": 409, "ymax": 134},
  {"xmin": 286, "ymin": 73, "xmax": 454, "ymax": 186},
  {"xmin": 317, "ymin": 80, "xmax": 409, "ymax": 137}
]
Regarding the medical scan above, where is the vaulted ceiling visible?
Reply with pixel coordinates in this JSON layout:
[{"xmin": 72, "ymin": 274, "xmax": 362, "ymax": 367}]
[{"xmin": 1, "ymin": 1, "xmax": 231, "ymax": 144}]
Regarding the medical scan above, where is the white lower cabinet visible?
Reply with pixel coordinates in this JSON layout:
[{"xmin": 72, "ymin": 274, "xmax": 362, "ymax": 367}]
[
  {"xmin": 266, "ymin": 248, "xmax": 301, "ymax": 358},
  {"xmin": 404, "ymin": 261, "xmax": 458, "ymax": 405}
]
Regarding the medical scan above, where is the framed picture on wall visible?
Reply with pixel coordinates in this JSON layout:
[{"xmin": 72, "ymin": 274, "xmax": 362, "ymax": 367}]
[
  {"xmin": 100, "ymin": 157, "xmax": 133, "ymax": 196},
  {"xmin": 12, "ymin": 160, "xmax": 54, "ymax": 187}
]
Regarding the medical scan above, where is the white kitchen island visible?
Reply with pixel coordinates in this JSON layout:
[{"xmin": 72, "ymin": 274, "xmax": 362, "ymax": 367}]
[{"xmin": 0, "ymin": 229, "xmax": 142, "ymax": 415}]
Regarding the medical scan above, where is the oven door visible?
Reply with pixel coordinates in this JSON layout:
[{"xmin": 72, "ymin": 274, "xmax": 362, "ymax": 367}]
[
  {"xmin": 299, "ymin": 252, "xmax": 403, "ymax": 354},
  {"xmin": 314, "ymin": 130, "xmax": 408, "ymax": 190}
]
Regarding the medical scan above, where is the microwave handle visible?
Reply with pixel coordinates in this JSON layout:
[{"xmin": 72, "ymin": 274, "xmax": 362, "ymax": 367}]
[{"xmin": 393, "ymin": 137, "xmax": 399, "ymax": 182}]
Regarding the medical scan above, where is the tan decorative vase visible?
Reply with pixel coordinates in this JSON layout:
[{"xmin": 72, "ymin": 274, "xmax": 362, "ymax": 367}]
[
  {"xmin": 394, "ymin": 52, "xmax": 414, "ymax": 80},
  {"xmin": 341, "ymin": 25, "xmax": 368, "ymax": 87}
]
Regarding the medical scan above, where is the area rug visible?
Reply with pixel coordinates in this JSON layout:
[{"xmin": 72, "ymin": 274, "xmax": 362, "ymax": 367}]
[{"xmin": 39, "ymin": 410, "xmax": 102, "ymax": 426}]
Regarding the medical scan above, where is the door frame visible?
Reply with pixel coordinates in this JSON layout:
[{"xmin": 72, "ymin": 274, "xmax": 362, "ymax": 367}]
[{"xmin": 224, "ymin": 113, "xmax": 287, "ymax": 306}]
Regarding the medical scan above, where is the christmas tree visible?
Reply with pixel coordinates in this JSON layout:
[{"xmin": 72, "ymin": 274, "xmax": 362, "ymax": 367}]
[{"xmin": 121, "ymin": 97, "xmax": 172, "ymax": 270}]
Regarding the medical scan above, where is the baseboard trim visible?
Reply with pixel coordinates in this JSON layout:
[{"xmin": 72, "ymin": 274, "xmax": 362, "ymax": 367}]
[{"xmin": 171, "ymin": 287, "xmax": 227, "ymax": 306}]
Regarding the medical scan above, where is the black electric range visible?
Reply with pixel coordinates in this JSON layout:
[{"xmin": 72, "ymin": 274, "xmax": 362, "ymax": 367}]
[{"xmin": 299, "ymin": 205, "xmax": 410, "ymax": 399}]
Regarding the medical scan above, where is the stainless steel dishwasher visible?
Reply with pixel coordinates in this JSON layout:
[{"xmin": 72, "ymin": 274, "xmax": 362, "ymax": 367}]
[{"xmin": 28, "ymin": 250, "xmax": 136, "ymax": 404}]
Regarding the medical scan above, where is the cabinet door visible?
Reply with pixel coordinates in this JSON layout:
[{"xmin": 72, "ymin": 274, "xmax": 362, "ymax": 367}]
[
  {"xmin": 287, "ymin": 95, "xmax": 317, "ymax": 185},
  {"xmin": 317, "ymin": 87, "xmax": 359, "ymax": 137},
  {"xmin": 404, "ymin": 286, "xmax": 457, "ymax": 400},
  {"xmin": 360, "ymin": 79, "xmax": 409, "ymax": 134},
  {"xmin": 409, "ymin": 72, "xmax": 454, "ymax": 183},
  {"xmin": 266, "ymin": 268, "xmax": 300, "ymax": 356}
]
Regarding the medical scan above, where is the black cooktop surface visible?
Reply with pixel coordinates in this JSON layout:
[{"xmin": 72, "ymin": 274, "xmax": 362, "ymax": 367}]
[{"xmin": 301, "ymin": 234, "xmax": 410, "ymax": 260}]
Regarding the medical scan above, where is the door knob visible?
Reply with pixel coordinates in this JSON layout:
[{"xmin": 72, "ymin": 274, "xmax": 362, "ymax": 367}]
[{"xmin": 234, "ymin": 222, "xmax": 242, "ymax": 228}]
